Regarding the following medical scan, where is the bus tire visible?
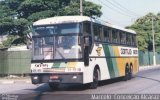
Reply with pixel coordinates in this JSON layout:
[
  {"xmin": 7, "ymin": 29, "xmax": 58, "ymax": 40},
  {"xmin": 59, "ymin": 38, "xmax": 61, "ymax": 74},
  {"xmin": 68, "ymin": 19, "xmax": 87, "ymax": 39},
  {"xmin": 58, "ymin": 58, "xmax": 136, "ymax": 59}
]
[
  {"xmin": 48, "ymin": 83, "xmax": 59, "ymax": 90},
  {"xmin": 128, "ymin": 64, "xmax": 133, "ymax": 80},
  {"xmin": 123, "ymin": 64, "xmax": 130, "ymax": 81},
  {"xmin": 89, "ymin": 68, "xmax": 99, "ymax": 89}
]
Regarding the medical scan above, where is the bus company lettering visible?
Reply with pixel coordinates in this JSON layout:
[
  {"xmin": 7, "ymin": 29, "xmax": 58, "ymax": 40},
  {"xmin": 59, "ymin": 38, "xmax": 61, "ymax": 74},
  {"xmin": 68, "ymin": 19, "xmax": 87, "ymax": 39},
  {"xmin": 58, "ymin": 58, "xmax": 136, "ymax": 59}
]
[
  {"xmin": 120, "ymin": 48, "xmax": 138, "ymax": 56},
  {"xmin": 121, "ymin": 48, "xmax": 132, "ymax": 55},
  {"xmin": 133, "ymin": 50, "xmax": 138, "ymax": 54},
  {"xmin": 35, "ymin": 64, "xmax": 48, "ymax": 68}
]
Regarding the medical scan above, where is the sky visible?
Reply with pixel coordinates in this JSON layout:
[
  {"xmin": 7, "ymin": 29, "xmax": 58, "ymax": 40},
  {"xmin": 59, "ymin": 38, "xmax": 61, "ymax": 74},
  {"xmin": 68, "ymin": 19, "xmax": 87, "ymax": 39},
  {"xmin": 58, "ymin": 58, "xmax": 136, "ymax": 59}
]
[{"xmin": 86, "ymin": 0, "xmax": 160, "ymax": 27}]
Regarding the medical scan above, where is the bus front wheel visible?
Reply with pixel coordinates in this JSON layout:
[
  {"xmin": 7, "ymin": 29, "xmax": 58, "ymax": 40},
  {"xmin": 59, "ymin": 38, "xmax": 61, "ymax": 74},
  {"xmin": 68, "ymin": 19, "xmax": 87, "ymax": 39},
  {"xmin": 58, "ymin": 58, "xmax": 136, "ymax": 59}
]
[{"xmin": 89, "ymin": 68, "xmax": 99, "ymax": 89}]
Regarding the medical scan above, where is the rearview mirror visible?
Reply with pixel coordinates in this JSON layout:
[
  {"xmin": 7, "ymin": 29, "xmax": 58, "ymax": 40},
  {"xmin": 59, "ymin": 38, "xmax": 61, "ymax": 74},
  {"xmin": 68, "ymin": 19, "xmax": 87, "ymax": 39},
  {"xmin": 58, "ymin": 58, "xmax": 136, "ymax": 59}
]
[
  {"xmin": 84, "ymin": 37, "xmax": 90, "ymax": 46},
  {"xmin": 84, "ymin": 36, "xmax": 90, "ymax": 66}
]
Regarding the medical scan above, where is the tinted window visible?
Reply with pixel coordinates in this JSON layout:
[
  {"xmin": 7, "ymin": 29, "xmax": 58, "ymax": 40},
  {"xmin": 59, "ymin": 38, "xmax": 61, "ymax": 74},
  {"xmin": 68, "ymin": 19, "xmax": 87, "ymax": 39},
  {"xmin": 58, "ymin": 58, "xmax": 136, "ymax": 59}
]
[
  {"xmin": 132, "ymin": 35, "xmax": 136, "ymax": 46},
  {"xmin": 103, "ymin": 27, "xmax": 111, "ymax": 42},
  {"xmin": 120, "ymin": 31, "xmax": 126, "ymax": 44},
  {"xmin": 83, "ymin": 22, "xmax": 91, "ymax": 34},
  {"xmin": 93, "ymin": 24, "xmax": 101, "ymax": 41},
  {"xmin": 126, "ymin": 33, "xmax": 132, "ymax": 45},
  {"xmin": 33, "ymin": 23, "xmax": 80, "ymax": 36},
  {"xmin": 112, "ymin": 29, "xmax": 119, "ymax": 43}
]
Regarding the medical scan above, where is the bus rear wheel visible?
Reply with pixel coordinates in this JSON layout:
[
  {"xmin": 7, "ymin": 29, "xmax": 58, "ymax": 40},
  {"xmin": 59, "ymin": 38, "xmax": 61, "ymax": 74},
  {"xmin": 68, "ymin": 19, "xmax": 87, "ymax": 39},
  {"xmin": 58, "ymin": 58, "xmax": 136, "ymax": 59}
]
[
  {"xmin": 89, "ymin": 68, "xmax": 99, "ymax": 89},
  {"xmin": 123, "ymin": 64, "xmax": 132, "ymax": 81},
  {"xmin": 124, "ymin": 65, "xmax": 129, "ymax": 81},
  {"xmin": 48, "ymin": 83, "xmax": 60, "ymax": 90},
  {"xmin": 128, "ymin": 65, "xmax": 133, "ymax": 80}
]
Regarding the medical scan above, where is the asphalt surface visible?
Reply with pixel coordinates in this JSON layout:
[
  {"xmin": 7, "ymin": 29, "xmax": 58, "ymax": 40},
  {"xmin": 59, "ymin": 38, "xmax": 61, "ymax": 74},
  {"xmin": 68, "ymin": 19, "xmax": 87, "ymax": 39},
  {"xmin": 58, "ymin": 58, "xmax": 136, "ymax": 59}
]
[{"xmin": 1, "ymin": 67, "xmax": 160, "ymax": 100}]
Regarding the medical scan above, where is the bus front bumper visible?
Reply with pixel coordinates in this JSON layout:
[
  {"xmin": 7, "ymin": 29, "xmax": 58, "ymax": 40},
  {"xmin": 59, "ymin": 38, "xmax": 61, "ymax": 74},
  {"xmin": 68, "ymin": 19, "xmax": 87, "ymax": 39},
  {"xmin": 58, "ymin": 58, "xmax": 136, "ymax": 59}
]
[{"xmin": 31, "ymin": 72, "xmax": 83, "ymax": 84}]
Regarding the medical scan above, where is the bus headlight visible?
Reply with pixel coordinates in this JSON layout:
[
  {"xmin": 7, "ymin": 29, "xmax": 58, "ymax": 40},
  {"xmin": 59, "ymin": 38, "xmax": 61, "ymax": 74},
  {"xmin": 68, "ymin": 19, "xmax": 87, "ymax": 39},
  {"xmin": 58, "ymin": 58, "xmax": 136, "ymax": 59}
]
[
  {"xmin": 33, "ymin": 76, "xmax": 38, "ymax": 80},
  {"xmin": 72, "ymin": 75, "xmax": 77, "ymax": 79}
]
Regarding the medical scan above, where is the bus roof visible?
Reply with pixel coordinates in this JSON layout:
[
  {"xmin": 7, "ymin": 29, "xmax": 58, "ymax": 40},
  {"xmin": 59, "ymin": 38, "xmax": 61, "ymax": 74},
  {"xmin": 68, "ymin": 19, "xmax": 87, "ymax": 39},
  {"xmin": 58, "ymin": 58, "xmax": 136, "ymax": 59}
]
[{"xmin": 33, "ymin": 16, "xmax": 136, "ymax": 34}]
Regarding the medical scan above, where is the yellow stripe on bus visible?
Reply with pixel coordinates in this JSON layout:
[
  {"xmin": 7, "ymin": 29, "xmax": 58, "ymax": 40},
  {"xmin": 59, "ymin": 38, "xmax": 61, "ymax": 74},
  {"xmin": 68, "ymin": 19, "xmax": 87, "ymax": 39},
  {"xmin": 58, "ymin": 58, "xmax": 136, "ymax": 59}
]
[
  {"xmin": 113, "ymin": 46, "xmax": 124, "ymax": 76},
  {"xmin": 67, "ymin": 62, "xmax": 77, "ymax": 68},
  {"xmin": 113, "ymin": 46, "xmax": 139, "ymax": 76}
]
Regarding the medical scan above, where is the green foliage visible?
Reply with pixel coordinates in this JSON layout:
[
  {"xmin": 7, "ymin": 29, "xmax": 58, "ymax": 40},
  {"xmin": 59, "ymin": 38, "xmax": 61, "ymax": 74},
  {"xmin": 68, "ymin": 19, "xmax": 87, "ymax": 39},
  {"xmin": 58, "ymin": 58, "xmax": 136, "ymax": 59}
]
[
  {"xmin": 0, "ymin": 43, "xmax": 4, "ymax": 48},
  {"xmin": 59, "ymin": 0, "xmax": 102, "ymax": 17},
  {"xmin": 18, "ymin": 0, "xmax": 102, "ymax": 20},
  {"xmin": 127, "ymin": 13, "xmax": 160, "ymax": 52},
  {"xmin": 83, "ymin": 1, "xmax": 102, "ymax": 17},
  {"xmin": 0, "ymin": 0, "xmax": 102, "ymax": 48},
  {"xmin": 0, "ymin": 17, "xmax": 14, "ymax": 34},
  {"xmin": 2, "ymin": 35, "xmax": 18, "ymax": 47},
  {"xmin": 28, "ymin": 10, "xmax": 55, "ymax": 22}
]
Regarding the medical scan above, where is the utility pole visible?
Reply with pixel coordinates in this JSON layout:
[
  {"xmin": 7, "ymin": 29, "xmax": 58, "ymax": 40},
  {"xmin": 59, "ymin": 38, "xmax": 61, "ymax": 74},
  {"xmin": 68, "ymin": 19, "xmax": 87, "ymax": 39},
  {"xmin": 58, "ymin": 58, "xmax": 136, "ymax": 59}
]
[
  {"xmin": 80, "ymin": 0, "xmax": 83, "ymax": 16},
  {"xmin": 152, "ymin": 16, "xmax": 156, "ymax": 66}
]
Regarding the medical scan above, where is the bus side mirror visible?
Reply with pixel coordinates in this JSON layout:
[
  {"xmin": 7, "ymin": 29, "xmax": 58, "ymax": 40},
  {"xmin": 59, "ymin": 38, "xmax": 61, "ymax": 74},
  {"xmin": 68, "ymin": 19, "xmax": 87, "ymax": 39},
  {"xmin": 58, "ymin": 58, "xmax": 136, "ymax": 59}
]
[
  {"xmin": 84, "ymin": 46, "xmax": 89, "ymax": 66},
  {"xmin": 84, "ymin": 36, "xmax": 90, "ymax": 66},
  {"xmin": 84, "ymin": 37, "xmax": 90, "ymax": 46}
]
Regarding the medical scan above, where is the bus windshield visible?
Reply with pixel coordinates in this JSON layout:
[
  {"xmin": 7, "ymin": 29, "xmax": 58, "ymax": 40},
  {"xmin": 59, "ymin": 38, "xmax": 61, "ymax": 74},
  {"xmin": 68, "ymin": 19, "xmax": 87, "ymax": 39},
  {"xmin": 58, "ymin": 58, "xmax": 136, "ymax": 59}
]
[
  {"xmin": 33, "ymin": 23, "xmax": 80, "ymax": 36},
  {"xmin": 32, "ymin": 23, "xmax": 82, "ymax": 61},
  {"xmin": 32, "ymin": 35, "xmax": 82, "ymax": 60}
]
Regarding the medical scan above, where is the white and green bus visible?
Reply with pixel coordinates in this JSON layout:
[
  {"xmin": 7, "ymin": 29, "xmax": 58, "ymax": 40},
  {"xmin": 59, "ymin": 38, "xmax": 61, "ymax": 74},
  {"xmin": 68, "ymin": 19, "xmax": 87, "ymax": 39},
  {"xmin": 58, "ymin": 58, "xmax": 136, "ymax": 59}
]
[{"xmin": 31, "ymin": 16, "xmax": 139, "ymax": 89}]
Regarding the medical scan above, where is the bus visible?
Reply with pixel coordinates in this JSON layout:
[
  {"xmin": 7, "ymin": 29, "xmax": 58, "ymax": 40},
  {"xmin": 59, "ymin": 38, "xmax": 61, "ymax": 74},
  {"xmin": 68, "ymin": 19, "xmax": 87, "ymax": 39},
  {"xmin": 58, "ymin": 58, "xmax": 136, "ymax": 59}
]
[{"xmin": 31, "ymin": 16, "xmax": 139, "ymax": 89}]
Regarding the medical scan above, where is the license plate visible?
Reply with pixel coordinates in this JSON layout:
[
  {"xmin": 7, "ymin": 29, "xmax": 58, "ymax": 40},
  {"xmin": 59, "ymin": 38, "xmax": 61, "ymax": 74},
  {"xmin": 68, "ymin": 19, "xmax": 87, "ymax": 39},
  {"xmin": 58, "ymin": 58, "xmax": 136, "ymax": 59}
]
[
  {"xmin": 50, "ymin": 75, "xmax": 59, "ymax": 79},
  {"xmin": 49, "ymin": 79, "xmax": 60, "ymax": 83}
]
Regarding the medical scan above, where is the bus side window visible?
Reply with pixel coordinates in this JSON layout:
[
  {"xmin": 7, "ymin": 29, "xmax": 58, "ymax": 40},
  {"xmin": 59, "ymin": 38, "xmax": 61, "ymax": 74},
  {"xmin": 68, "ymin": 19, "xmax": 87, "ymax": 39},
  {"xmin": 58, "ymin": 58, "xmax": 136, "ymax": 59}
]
[
  {"xmin": 83, "ymin": 22, "xmax": 91, "ymax": 34},
  {"xmin": 120, "ymin": 31, "xmax": 126, "ymax": 44},
  {"xmin": 132, "ymin": 35, "xmax": 136, "ymax": 46},
  {"xmin": 93, "ymin": 24, "xmax": 101, "ymax": 41},
  {"xmin": 112, "ymin": 29, "xmax": 118, "ymax": 43},
  {"xmin": 126, "ymin": 33, "xmax": 132, "ymax": 45},
  {"xmin": 103, "ymin": 27, "xmax": 110, "ymax": 42}
]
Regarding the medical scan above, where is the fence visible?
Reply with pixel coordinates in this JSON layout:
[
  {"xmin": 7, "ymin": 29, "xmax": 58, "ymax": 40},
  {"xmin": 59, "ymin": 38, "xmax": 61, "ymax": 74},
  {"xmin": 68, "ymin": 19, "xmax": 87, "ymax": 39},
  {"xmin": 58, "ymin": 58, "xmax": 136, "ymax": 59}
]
[
  {"xmin": 0, "ymin": 51, "xmax": 31, "ymax": 75},
  {"xmin": 0, "ymin": 50, "xmax": 160, "ymax": 75},
  {"xmin": 139, "ymin": 51, "xmax": 160, "ymax": 66}
]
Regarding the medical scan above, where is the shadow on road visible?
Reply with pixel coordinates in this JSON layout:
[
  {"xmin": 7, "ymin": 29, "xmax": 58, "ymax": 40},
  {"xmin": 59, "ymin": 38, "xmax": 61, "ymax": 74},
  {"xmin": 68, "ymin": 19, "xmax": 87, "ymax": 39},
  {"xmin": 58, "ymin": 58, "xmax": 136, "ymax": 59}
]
[
  {"xmin": 137, "ymin": 75, "xmax": 160, "ymax": 82},
  {"xmin": 25, "ymin": 77, "xmax": 124, "ymax": 92},
  {"xmin": 22, "ymin": 77, "xmax": 126, "ymax": 100},
  {"xmin": 137, "ymin": 67, "xmax": 160, "ymax": 82}
]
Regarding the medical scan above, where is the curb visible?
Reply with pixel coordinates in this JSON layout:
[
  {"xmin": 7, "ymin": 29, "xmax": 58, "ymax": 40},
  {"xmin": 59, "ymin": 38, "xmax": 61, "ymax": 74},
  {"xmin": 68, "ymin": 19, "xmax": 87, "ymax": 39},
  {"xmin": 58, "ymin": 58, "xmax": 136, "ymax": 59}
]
[
  {"xmin": 139, "ymin": 65, "xmax": 160, "ymax": 71},
  {"xmin": 0, "ymin": 81, "xmax": 14, "ymax": 84},
  {"xmin": 0, "ymin": 80, "xmax": 31, "ymax": 84}
]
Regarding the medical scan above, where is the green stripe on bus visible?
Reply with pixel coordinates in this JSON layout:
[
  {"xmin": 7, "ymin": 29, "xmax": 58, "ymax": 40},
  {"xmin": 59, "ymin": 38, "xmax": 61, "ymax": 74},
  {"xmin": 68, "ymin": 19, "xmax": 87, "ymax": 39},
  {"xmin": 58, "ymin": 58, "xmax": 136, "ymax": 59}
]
[
  {"xmin": 103, "ymin": 44, "xmax": 115, "ymax": 78},
  {"xmin": 103, "ymin": 45, "xmax": 119, "ymax": 78},
  {"xmin": 52, "ymin": 63, "xmax": 61, "ymax": 68},
  {"xmin": 109, "ymin": 46, "xmax": 119, "ymax": 77},
  {"xmin": 60, "ymin": 62, "xmax": 67, "ymax": 68}
]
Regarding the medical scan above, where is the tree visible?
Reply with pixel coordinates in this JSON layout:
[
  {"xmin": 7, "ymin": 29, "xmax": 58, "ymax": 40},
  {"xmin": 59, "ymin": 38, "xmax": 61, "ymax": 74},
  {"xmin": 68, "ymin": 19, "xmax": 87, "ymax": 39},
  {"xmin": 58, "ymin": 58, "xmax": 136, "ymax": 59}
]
[
  {"xmin": 59, "ymin": 0, "xmax": 102, "ymax": 17},
  {"xmin": 127, "ymin": 13, "xmax": 160, "ymax": 52},
  {"xmin": 18, "ymin": 0, "xmax": 102, "ymax": 21},
  {"xmin": 0, "ymin": 0, "xmax": 102, "ymax": 48}
]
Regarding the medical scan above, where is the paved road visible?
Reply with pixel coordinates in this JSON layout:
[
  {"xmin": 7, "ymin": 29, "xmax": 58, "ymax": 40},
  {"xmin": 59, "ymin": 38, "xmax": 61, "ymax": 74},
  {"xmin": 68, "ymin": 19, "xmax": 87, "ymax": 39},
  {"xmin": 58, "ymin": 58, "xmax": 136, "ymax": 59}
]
[{"xmin": 1, "ymin": 67, "xmax": 160, "ymax": 100}]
